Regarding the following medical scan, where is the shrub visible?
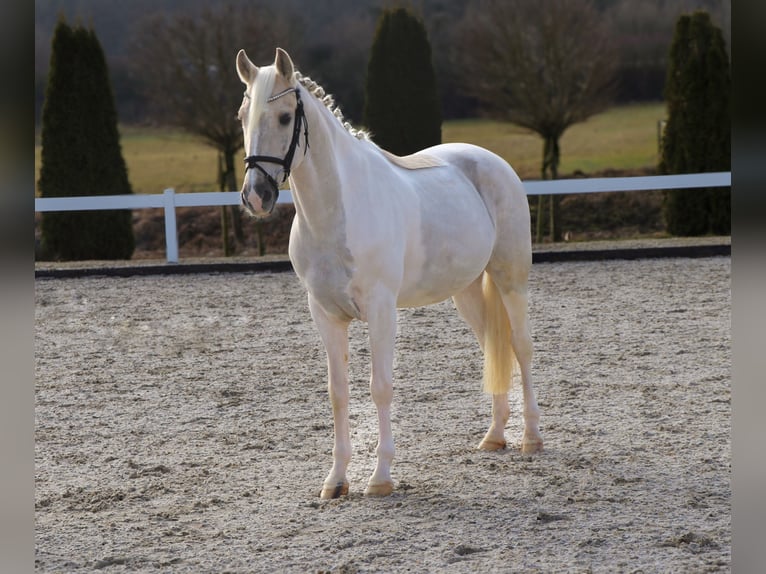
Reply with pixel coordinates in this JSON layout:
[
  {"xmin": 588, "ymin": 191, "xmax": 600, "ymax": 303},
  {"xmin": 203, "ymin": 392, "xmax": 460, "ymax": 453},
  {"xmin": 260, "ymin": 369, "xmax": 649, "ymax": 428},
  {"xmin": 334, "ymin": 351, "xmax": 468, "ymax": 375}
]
[
  {"xmin": 659, "ymin": 11, "xmax": 730, "ymax": 236},
  {"xmin": 363, "ymin": 7, "xmax": 441, "ymax": 155},
  {"xmin": 39, "ymin": 19, "xmax": 134, "ymax": 260}
]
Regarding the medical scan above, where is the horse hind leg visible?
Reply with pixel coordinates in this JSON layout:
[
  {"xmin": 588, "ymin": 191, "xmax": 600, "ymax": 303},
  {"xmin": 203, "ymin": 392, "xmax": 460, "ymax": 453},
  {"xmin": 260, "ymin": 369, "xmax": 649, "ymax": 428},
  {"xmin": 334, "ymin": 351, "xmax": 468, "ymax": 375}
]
[
  {"xmin": 452, "ymin": 275, "xmax": 510, "ymax": 451},
  {"xmin": 500, "ymin": 285, "xmax": 543, "ymax": 454}
]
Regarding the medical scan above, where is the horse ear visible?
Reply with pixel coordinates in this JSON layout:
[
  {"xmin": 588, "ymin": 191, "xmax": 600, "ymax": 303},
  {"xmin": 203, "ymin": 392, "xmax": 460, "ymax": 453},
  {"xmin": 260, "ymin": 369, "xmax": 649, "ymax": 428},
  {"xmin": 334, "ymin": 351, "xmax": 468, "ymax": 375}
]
[
  {"xmin": 236, "ymin": 49, "xmax": 258, "ymax": 85},
  {"xmin": 275, "ymin": 47, "xmax": 295, "ymax": 79}
]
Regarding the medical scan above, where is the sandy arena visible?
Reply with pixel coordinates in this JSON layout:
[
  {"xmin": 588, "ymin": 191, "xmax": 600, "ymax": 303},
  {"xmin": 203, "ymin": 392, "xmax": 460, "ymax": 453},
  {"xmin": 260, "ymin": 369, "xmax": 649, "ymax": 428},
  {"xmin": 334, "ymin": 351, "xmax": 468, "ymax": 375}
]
[{"xmin": 35, "ymin": 256, "xmax": 730, "ymax": 572}]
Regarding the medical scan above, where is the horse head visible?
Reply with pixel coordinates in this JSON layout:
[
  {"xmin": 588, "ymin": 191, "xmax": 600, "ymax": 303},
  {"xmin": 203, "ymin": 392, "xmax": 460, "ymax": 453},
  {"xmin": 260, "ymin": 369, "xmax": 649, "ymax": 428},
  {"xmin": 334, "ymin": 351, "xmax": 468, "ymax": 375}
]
[{"xmin": 236, "ymin": 48, "xmax": 307, "ymax": 217}]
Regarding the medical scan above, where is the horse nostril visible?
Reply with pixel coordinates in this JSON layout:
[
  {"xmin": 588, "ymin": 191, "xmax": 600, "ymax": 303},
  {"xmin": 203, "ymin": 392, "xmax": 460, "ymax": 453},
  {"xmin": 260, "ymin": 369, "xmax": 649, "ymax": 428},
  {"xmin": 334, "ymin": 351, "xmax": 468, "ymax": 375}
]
[
  {"xmin": 241, "ymin": 190, "xmax": 261, "ymax": 215},
  {"xmin": 255, "ymin": 184, "xmax": 277, "ymax": 208}
]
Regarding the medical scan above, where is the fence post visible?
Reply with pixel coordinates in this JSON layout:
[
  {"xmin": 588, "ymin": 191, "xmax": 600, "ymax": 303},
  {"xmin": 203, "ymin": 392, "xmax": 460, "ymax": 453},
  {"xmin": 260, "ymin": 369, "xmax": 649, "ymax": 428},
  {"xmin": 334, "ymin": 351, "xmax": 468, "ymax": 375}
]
[{"xmin": 163, "ymin": 189, "xmax": 179, "ymax": 264}]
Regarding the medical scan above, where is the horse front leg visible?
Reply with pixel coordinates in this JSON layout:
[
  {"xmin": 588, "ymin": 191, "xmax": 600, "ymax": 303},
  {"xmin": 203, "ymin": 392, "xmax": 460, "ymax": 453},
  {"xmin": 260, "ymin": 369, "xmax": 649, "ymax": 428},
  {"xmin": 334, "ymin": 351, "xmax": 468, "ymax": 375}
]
[
  {"xmin": 364, "ymin": 293, "xmax": 397, "ymax": 497},
  {"xmin": 308, "ymin": 295, "xmax": 352, "ymax": 499}
]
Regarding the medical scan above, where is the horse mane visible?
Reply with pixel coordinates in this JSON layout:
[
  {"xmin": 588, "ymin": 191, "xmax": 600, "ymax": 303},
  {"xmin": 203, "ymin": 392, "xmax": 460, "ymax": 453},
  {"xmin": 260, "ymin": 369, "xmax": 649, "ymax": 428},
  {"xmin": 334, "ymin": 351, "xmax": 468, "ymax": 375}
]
[
  {"xmin": 295, "ymin": 72, "xmax": 445, "ymax": 170},
  {"xmin": 295, "ymin": 72, "xmax": 371, "ymax": 142}
]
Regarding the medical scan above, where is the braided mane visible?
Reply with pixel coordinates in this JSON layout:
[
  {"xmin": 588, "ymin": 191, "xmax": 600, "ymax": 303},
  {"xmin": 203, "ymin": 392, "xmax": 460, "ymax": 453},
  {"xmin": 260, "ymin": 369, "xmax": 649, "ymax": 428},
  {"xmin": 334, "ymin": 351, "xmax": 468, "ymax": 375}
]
[
  {"xmin": 293, "ymin": 71, "xmax": 445, "ymax": 170},
  {"xmin": 295, "ymin": 72, "xmax": 371, "ymax": 141}
]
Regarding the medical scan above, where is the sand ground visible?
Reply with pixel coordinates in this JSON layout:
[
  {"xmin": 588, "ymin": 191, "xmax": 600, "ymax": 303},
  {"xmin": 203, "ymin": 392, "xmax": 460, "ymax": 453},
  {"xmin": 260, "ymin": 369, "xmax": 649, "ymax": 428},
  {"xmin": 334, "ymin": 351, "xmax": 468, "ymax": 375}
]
[{"xmin": 35, "ymin": 256, "xmax": 730, "ymax": 572}]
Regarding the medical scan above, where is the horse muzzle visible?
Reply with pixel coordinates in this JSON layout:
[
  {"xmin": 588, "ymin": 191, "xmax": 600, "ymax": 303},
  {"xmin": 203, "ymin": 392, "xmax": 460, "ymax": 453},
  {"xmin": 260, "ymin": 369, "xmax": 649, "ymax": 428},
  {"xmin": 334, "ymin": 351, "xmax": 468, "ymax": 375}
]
[{"xmin": 241, "ymin": 182, "xmax": 278, "ymax": 218}]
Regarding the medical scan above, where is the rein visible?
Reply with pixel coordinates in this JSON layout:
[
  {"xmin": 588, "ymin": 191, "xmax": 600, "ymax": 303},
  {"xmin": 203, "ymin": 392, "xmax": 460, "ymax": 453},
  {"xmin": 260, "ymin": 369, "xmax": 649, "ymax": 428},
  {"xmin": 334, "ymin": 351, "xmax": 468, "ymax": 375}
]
[{"xmin": 244, "ymin": 86, "xmax": 309, "ymax": 194}]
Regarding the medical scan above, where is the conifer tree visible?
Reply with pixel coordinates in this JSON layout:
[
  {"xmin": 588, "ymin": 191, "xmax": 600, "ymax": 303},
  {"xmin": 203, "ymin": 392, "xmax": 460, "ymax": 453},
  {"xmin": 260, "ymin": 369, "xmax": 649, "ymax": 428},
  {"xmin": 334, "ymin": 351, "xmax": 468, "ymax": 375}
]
[
  {"xmin": 364, "ymin": 7, "xmax": 441, "ymax": 155},
  {"xmin": 39, "ymin": 19, "xmax": 134, "ymax": 260},
  {"xmin": 660, "ymin": 11, "xmax": 730, "ymax": 236}
]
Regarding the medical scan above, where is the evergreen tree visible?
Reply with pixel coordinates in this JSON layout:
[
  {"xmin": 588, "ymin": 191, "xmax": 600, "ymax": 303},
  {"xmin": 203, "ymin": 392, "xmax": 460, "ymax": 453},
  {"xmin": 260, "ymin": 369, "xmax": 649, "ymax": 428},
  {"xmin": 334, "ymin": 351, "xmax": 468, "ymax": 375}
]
[
  {"xmin": 39, "ymin": 19, "xmax": 134, "ymax": 260},
  {"xmin": 363, "ymin": 7, "xmax": 441, "ymax": 155},
  {"xmin": 659, "ymin": 11, "xmax": 730, "ymax": 236}
]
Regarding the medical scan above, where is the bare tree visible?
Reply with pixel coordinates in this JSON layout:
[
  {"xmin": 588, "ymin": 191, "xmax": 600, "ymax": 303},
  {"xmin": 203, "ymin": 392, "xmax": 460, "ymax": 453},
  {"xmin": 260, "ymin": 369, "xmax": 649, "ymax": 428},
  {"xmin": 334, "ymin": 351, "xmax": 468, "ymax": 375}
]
[
  {"xmin": 458, "ymin": 0, "xmax": 617, "ymax": 242},
  {"xmin": 130, "ymin": 2, "xmax": 295, "ymax": 255}
]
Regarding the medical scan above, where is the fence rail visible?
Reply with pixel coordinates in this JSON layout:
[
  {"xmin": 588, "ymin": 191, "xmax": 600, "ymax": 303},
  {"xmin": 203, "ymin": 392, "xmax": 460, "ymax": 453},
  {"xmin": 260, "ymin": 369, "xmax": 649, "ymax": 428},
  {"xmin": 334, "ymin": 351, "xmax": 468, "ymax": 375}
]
[{"xmin": 35, "ymin": 172, "xmax": 731, "ymax": 264}]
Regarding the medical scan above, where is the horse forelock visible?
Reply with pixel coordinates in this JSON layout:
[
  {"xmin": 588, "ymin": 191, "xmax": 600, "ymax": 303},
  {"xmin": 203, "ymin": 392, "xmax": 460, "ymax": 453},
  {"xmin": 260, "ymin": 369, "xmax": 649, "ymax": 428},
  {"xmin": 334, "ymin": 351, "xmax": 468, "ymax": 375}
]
[{"xmin": 247, "ymin": 65, "xmax": 277, "ymax": 138}]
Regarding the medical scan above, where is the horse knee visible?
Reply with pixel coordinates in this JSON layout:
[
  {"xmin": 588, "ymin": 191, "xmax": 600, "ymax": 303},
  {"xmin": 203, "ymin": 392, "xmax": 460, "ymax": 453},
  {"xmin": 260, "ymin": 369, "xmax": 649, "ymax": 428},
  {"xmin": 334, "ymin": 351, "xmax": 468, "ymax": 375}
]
[{"xmin": 370, "ymin": 376, "xmax": 393, "ymax": 407}]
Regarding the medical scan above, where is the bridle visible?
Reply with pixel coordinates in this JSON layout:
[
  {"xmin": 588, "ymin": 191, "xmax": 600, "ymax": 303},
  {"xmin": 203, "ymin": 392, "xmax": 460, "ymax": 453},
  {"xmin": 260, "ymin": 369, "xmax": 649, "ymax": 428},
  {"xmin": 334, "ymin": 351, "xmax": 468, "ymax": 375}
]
[{"xmin": 243, "ymin": 85, "xmax": 309, "ymax": 195}]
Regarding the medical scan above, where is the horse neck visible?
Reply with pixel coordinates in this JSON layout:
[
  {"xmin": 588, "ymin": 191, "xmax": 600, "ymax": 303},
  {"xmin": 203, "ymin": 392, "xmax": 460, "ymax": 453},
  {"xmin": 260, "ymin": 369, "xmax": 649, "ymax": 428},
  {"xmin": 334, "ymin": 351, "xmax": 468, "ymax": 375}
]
[{"xmin": 288, "ymin": 92, "xmax": 366, "ymax": 234}]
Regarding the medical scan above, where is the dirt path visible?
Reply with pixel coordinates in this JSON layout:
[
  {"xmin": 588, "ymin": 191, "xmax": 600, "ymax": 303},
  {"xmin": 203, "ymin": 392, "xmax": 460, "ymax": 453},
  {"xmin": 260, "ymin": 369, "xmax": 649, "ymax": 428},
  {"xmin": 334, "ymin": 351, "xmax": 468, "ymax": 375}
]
[{"xmin": 35, "ymin": 257, "xmax": 730, "ymax": 572}]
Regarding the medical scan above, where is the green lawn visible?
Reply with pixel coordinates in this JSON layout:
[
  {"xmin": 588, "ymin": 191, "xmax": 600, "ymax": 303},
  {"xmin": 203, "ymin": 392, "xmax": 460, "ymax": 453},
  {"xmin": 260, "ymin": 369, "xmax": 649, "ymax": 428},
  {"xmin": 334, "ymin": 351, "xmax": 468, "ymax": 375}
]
[
  {"xmin": 34, "ymin": 102, "xmax": 665, "ymax": 195},
  {"xmin": 34, "ymin": 125, "xmax": 220, "ymax": 196},
  {"xmin": 118, "ymin": 125, "xmax": 221, "ymax": 194},
  {"xmin": 442, "ymin": 102, "xmax": 665, "ymax": 179}
]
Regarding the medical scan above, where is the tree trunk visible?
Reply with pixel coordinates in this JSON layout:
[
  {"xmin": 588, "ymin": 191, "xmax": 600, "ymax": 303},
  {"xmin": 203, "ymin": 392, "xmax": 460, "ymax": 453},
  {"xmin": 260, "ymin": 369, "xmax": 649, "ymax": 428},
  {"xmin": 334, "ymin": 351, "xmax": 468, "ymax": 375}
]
[
  {"xmin": 221, "ymin": 207, "xmax": 232, "ymax": 256},
  {"xmin": 222, "ymin": 148, "xmax": 245, "ymax": 246},
  {"xmin": 256, "ymin": 221, "xmax": 265, "ymax": 256},
  {"xmin": 550, "ymin": 136, "xmax": 562, "ymax": 242},
  {"xmin": 217, "ymin": 153, "xmax": 233, "ymax": 256},
  {"xmin": 539, "ymin": 134, "xmax": 563, "ymax": 243},
  {"xmin": 535, "ymin": 195, "xmax": 545, "ymax": 244}
]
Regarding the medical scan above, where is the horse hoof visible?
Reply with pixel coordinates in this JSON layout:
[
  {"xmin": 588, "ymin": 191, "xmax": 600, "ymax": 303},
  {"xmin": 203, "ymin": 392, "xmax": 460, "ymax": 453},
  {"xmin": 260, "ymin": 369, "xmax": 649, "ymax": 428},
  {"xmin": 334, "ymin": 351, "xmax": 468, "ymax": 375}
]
[
  {"xmin": 320, "ymin": 481, "xmax": 349, "ymax": 499},
  {"xmin": 365, "ymin": 481, "xmax": 394, "ymax": 497},
  {"xmin": 478, "ymin": 438, "xmax": 507, "ymax": 451},
  {"xmin": 521, "ymin": 439, "xmax": 544, "ymax": 454}
]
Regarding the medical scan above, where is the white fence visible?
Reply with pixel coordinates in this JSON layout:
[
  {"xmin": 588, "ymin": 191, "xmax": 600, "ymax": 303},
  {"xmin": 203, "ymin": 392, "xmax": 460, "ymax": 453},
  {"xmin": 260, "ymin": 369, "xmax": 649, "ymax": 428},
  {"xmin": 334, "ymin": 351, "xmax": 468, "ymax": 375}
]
[{"xmin": 35, "ymin": 172, "xmax": 731, "ymax": 264}]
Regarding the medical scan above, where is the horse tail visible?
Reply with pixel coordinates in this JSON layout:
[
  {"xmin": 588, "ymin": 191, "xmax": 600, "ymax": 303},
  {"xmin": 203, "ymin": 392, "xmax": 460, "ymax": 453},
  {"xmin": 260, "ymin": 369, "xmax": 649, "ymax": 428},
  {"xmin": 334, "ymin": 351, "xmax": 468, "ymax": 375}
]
[{"xmin": 481, "ymin": 272, "xmax": 515, "ymax": 395}]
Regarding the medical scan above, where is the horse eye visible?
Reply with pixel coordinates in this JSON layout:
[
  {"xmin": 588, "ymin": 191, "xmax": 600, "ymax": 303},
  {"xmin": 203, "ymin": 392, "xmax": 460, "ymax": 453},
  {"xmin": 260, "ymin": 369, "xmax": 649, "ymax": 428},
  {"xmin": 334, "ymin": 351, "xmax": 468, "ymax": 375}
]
[{"xmin": 279, "ymin": 113, "xmax": 292, "ymax": 126}]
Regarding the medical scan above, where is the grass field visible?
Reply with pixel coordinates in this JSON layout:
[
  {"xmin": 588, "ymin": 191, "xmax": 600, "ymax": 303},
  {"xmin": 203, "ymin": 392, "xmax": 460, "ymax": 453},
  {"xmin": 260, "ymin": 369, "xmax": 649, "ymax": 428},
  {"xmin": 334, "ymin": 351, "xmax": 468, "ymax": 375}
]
[
  {"xmin": 444, "ymin": 102, "xmax": 664, "ymax": 179},
  {"xmin": 34, "ymin": 103, "xmax": 665, "ymax": 195}
]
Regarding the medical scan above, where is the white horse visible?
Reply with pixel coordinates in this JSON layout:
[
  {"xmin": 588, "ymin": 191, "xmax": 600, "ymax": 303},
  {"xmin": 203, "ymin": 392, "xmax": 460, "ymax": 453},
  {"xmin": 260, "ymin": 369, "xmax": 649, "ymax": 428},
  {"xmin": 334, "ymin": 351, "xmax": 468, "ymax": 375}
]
[{"xmin": 236, "ymin": 48, "xmax": 543, "ymax": 499}]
